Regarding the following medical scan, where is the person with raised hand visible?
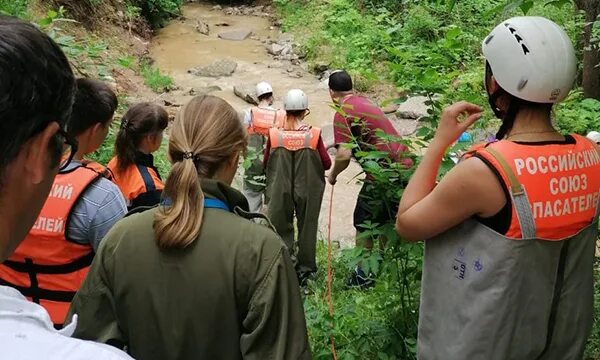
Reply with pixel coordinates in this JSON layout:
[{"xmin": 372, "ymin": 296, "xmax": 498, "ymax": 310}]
[{"xmin": 396, "ymin": 17, "xmax": 600, "ymax": 359}]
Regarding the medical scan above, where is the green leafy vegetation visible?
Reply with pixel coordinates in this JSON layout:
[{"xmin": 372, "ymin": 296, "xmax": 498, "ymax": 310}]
[
  {"xmin": 140, "ymin": 60, "xmax": 174, "ymax": 93},
  {"xmin": 276, "ymin": 0, "xmax": 600, "ymax": 358},
  {"xmin": 0, "ymin": 0, "xmax": 28, "ymax": 17}
]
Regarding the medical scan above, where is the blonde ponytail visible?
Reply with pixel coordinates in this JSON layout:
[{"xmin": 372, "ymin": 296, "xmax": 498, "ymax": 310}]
[{"xmin": 154, "ymin": 95, "xmax": 247, "ymax": 249}]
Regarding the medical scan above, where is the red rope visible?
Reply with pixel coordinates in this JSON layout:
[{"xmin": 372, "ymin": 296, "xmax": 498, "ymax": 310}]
[{"xmin": 327, "ymin": 185, "xmax": 338, "ymax": 360}]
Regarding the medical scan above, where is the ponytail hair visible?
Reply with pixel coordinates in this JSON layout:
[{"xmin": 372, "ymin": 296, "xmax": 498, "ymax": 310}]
[
  {"xmin": 154, "ymin": 95, "xmax": 247, "ymax": 249},
  {"xmin": 114, "ymin": 102, "xmax": 168, "ymax": 173}
]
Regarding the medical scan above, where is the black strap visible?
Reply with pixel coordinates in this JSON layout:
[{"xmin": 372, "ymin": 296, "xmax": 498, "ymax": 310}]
[
  {"xmin": 0, "ymin": 277, "xmax": 76, "ymax": 302},
  {"xmin": 2, "ymin": 251, "xmax": 94, "ymax": 274},
  {"xmin": 137, "ymin": 165, "xmax": 157, "ymax": 192}
]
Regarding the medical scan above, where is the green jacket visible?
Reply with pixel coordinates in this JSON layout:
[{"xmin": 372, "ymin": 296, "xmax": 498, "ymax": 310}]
[{"xmin": 67, "ymin": 180, "xmax": 312, "ymax": 360}]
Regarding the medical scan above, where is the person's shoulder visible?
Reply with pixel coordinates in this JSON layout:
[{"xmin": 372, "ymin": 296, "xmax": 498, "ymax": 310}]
[
  {"xmin": 80, "ymin": 177, "xmax": 126, "ymax": 206},
  {"xmin": 2, "ymin": 327, "xmax": 132, "ymax": 360}
]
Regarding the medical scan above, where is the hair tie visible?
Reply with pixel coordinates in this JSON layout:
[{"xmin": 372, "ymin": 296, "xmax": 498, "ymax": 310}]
[
  {"xmin": 183, "ymin": 151, "xmax": 194, "ymax": 160},
  {"xmin": 120, "ymin": 119, "xmax": 129, "ymax": 129}
]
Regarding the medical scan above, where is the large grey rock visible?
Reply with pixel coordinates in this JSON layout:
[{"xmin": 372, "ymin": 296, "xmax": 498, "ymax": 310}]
[
  {"xmin": 188, "ymin": 59, "xmax": 238, "ymax": 77},
  {"xmin": 188, "ymin": 85, "xmax": 223, "ymax": 96},
  {"xmin": 195, "ymin": 20, "xmax": 209, "ymax": 35},
  {"xmin": 397, "ymin": 96, "xmax": 430, "ymax": 120},
  {"xmin": 267, "ymin": 43, "xmax": 285, "ymax": 55},
  {"xmin": 218, "ymin": 29, "xmax": 253, "ymax": 41},
  {"xmin": 234, "ymin": 84, "xmax": 259, "ymax": 105},
  {"xmin": 388, "ymin": 114, "xmax": 419, "ymax": 137},
  {"xmin": 212, "ymin": 5, "xmax": 222, "ymax": 11}
]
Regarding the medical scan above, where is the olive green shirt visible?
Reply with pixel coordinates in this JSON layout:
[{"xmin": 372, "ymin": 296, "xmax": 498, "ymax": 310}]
[{"xmin": 67, "ymin": 180, "xmax": 311, "ymax": 360}]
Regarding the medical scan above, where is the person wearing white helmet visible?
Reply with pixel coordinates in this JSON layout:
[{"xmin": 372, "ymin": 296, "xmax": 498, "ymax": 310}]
[
  {"xmin": 242, "ymin": 81, "xmax": 286, "ymax": 213},
  {"xmin": 396, "ymin": 17, "xmax": 600, "ymax": 359},
  {"xmin": 587, "ymin": 130, "xmax": 600, "ymax": 145},
  {"xmin": 264, "ymin": 89, "xmax": 331, "ymax": 286}
]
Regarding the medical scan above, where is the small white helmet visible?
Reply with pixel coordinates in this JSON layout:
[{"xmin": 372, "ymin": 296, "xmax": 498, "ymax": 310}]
[
  {"xmin": 255, "ymin": 81, "xmax": 273, "ymax": 98},
  {"xmin": 284, "ymin": 89, "xmax": 308, "ymax": 111},
  {"xmin": 587, "ymin": 131, "xmax": 600, "ymax": 144},
  {"xmin": 482, "ymin": 16, "xmax": 576, "ymax": 104}
]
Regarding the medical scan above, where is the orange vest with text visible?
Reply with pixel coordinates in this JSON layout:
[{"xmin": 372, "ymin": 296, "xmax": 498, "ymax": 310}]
[
  {"xmin": 0, "ymin": 165, "xmax": 101, "ymax": 326},
  {"xmin": 107, "ymin": 156, "xmax": 164, "ymax": 208},
  {"xmin": 269, "ymin": 127, "xmax": 321, "ymax": 151},
  {"xmin": 475, "ymin": 134, "xmax": 600, "ymax": 239},
  {"xmin": 248, "ymin": 107, "xmax": 286, "ymax": 136}
]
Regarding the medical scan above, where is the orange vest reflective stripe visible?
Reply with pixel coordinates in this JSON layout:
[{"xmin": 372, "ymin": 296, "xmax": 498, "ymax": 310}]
[
  {"xmin": 476, "ymin": 134, "xmax": 600, "ymax": 239},
  {"xmin": 248, "ymin": 107, "xmax": 286, "ymax": 136},
  {"xmin": 269, "ymin": 127, "xmax": 321, "ymax": 151},
  {"xmin": 0, "ymin": 166, "xmax": 99, "ymax": 326},
  {"xmin": 107, "ymin": 157, "xmax": 164, "ymax": 207}
]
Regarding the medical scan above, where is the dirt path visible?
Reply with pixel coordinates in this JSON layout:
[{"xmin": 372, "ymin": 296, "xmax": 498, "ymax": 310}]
[{"xmin": 149, "ymin": 3, "xmax": 363, "ymax": 247}]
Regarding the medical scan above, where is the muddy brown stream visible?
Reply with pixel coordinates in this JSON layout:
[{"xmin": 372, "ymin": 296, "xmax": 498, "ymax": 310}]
[{"xmin": 150, "ymin": 3, "xmax": 363, "ymax": 247}]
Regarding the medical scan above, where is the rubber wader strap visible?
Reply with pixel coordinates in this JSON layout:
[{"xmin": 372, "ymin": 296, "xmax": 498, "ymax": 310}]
[
  {"xmin": 277, "ymin": 130, "xmax": 284, "ymax": 147},
  {"xmin": 304, "ymin": 132, "xmax": 311, "ymax": 147},
  {"xmin": 485, "ymin": 147, "xmax": 537, "ymax": 239},
  {"xmin": 234, "ymin": 206, "xmax": 278, "ymax": 234}
]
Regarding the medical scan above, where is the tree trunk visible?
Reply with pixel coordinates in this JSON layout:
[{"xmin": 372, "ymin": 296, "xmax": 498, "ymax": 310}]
[{"xmin": 576, "ymin": 0, "xmax": 600, "ymax": 100}]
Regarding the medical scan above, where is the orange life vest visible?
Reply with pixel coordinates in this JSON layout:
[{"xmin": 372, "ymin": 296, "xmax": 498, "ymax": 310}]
[
  {"xmin": 269, "ymin": 127, "xmax": 321, "ymax": 151},
  {"xmin": 80, "ymin": 159, "xmax": 114, "ymax": 180},
  {"xmin": 0, "ymin": 165, "xmax": 100, "ymax": 326},
  {"xmin": 476, "ymin": 134, "xmax": 600, "ymax": 239},
  {"xmin": 248, "ymin": 107, "xmax": 286, "ymax": 136},
  {"xmin": 107, "ymin": 156, "xmax": 164, "ymax": 207}
]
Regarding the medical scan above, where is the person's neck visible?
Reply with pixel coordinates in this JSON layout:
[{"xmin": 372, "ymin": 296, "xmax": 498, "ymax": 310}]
[
  {"xmin": 258, "ymin": 100, "xmax": 272, "ymax": 108},
  {"xmin": 506, "ymin": 107, "xmax": 561, "ymax": 141},
  {"xmin": 73, "ymin": 135, "xmax": 90, "ymax": 161},
  {"xmin": 284, "ymin": 117, "xmax": 303, "ymax": 130}
]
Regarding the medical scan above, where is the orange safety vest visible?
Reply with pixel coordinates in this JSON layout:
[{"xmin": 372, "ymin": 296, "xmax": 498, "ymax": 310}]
[
  {"xmin": 107, "ymin": 156, "xmax": 164, "ymax": 207},
  {"xmin": 476, "ymin": 134, "xmax": 600, "ymax": 239},
  {"xmin": 248, "ymin": 107, "xmax": 286, "ymax": 136},
  {"xmin": 80, "ymin": 159, "xmax": 114, "ymax": 181},
  {"xmin": 0, "ymin": 165, "xmax": 100, "ymax": 326},
  {"xmin": 269, "ymin": 127, "xmax": 321, "ymax": 151}
]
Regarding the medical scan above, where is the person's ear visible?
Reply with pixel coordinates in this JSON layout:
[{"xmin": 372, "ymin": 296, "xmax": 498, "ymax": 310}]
[
  {"xmin": 24, "ymin": 122, "xmax": 60, "ymax": 185},
  {"xmin": 487, "ymin": 75, "xmax": 500, "ymax": 94},
  {"xmin": 228, "ymin": 151, "xmax": 240, "ymax": 169}
]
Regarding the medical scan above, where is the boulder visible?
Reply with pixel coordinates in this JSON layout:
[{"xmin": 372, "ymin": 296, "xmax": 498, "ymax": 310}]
[
  {"xmin": 192, "ymin": 85, "xmax": 223, "ymax": 95},
  {"xmin": 234, "ymin": 84, "xmax": 259, "ymax": 105},
  {"xmin": 195, "ymin": 20, "xmax": 209, "ymax": 35},
  {"xmin": 313, "ymin": 62, "xmax": 330, "ymax": 74},
  {"xmin": 267, "ymin": 43, "xmax": 285, "ymax": 56},
  {"xmin": 188, "ymin": 59, "xmax": 238, "ymax": 77},
  {"xmin": 388, "ymin": 115, "xmax": 419, "ymax": 137},
  {"xmin": 381, "ymin": 103, "xmax": 400, "ymax": 114},
  {"xmin": 218, "ymin": 29, "xmax": 253, "ymax": 41},
  {"xmin": 396, "ymin": 96, "xmax": 430, "ymax": 120},
  {"xmin": 212, "ymin": 5, "xmax": 222, "ymax": 11}
]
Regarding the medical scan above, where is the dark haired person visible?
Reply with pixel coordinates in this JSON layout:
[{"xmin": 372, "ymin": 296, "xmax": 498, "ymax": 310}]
[
  {"xmin": 242, "ymin": 81, "xmax": 285, "ymax": 213},
  {"xmin": 0, "ymin": 77, "xmax": 127, "ymax": 327},
  {"xmin": 0, "ymin": 15, "xmax": 131, "ymax": 359},
  {"xmin": 108, "ymin": 102, "xmax": 168, "ymax": 210},
  {"xmin": 396, "ymin": 17, "xmax": 600, "ymax": 359},
  {"xmin": 326, "ymin": 70, "xmax": 413, "ymax": 287}
]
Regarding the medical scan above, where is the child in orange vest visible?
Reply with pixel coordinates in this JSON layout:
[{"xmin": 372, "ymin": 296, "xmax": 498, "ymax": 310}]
[
  {"xmin": 264, "ymin": 89, "xmax": 332, "ymax": 286},
  {"xmin": 108, "ymin": 103, "xmax": 169, "ymax": 210}
]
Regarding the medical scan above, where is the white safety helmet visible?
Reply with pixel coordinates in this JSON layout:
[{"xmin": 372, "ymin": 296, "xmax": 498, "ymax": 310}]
[
  {"xmin": 587, "ymin": 131, "xmax": 600, "ymax": 144},
  {"xmin": 284, "ymin": 89, "xmax": 308, "ymax": 111},
  {"xmin": 255, "ymin": 81, "xmax": 273, "ymax": 98},
  {"xmin": 482, "ymin": 16, "xmax": 576, "ymax": 104}
]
